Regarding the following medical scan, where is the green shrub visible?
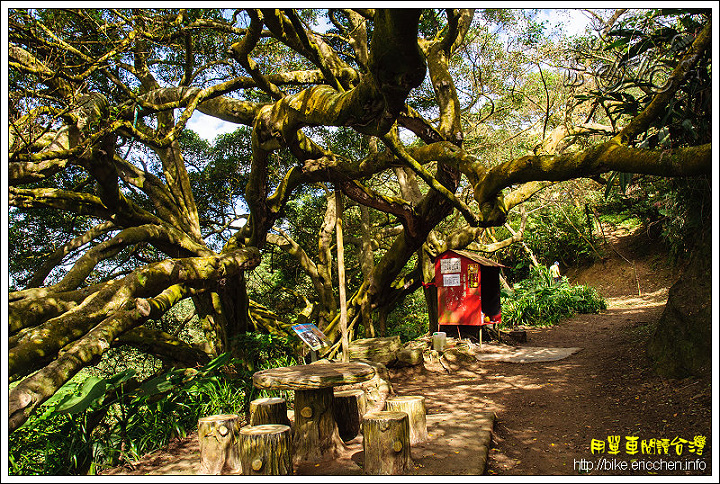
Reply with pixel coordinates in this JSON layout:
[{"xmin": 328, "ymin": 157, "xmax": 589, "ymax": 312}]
[
  {"xmin": 386, "ymin": 289, "xmax": 430, "ymax": 343},
  {"xmin": 9, "ymin": 333, "xmax": 298, "ymax": 476},
  {"xmin": 593, "ymin": 175, "xmax": 712, "ymax": 262},
  {"xmin": 500, "ymin": 265, "xmax": 606, "ymax": 328},
  {"xmin": 523, "ymin": 205, "xmax": 601, "ymax": 268}
]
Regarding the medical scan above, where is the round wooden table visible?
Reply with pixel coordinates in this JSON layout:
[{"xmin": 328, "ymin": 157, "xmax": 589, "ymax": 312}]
[{"xmin": 253, "ymin": 361, "xmax": 375, "ymax": 463}]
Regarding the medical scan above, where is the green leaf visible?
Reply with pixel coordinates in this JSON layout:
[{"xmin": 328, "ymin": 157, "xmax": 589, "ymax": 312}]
[
  {"xmin": 619, "ymin": 173, "xmax": 632, "ymax": 194},
  {"xmin": 604, "ymin": 172, "xmax": 618, "ymax": 199},
  {"xmin": 626, "ymin": 38, "xmax": 654, "ymax": 59},
  {"xmin": 657, "ymin": 127, "xmax": 672, "ymax": 147},
  {"xmin": 138, "ymin": 373, "xmax": 178, "ymax": 397},
  {"xmin": 197, "ymin": 352, "xmax": 232, "ymax": 375},
  {"xmin": 106, "ymin": 368, "xmax": 136, "ymax": 387},
  {"xmin": 56, "ymin": 376, "xmax": 108, "ymax": 415},
  {"xmin": 606, "ymin": 28, "xmax": 644, "ymax": 38},
  {"xmin": 604, "ymin": 38, "xmax": 629, "ymax": 51}
]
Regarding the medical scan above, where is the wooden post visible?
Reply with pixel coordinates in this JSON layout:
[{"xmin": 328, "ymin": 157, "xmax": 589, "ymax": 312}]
[
  {"xmin": 249, "ymin": 397, "xmax": 291, "ymax": 427},
  {"xmin": 333, "ymin": 389, "xmax": 367, "ymax": 441},
  {"xmin": 359, "ymin": 203, "xmax": 376, "ymax": 338},
  {"xmin": 197, "ymin": 414, "xmax": 242, "ymax": 475},
  {"xmin": 238, "ymin": 424, "xmax": 293, "ymax": 475},
  {"xmin": 362, "ymin": 411, "xmax": 412, "ymax": 475},
  {"xmin": 335, "ymin": 187, "xmax": 350, "ymax": 362},
  {"xmin": 384, "ymin": 395, "xmax": 428, "ymax": 444}
]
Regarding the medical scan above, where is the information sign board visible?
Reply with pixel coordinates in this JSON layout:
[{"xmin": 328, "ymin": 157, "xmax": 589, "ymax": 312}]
[
  {"xmin": 440, "ymin": 257, "xmax": 461, "ymax": 273},
  {"xmin": 443, "ymin": 273, "xmax": 461, "ymax": 287},
  {"xmin": 292, "ymin": 323, "xmax": 330, "ymax": 351}
]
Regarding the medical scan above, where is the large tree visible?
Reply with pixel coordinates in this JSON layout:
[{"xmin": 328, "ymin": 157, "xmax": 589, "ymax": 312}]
[{"xmin": 7, "ymin": 8, "xmax": 711, "ymax": 432}]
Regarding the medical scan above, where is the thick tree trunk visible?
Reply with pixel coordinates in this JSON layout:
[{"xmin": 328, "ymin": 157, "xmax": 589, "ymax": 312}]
[
  {"xmin": 423, "ymin": 285, "xmax": 439, "ymax": 335},
  {"xmin": 377, "ymin": 307, "xmax": 388, "ymax": 337},
  {"xmin": 220, "ymin": 272, "xmax": 250, "ymax": 338},
  {"xmin": 317, "ymin": 190, "xmax": 339, "ymax": 328},
  {"xmin": 421, "ymin": 246, "xmax": 439, "ymax": 335},
  {"xmin": 647, "ymin": 227, "xmax": 711, "ymax": 378},
  {"xmin": 193, "ymin": 291, "xmax": 228, "ymax": 357}
]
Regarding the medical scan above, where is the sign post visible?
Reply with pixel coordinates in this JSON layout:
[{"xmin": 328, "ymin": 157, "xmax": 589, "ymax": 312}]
[{"xmin": 292, "ymin": 323, "xmax": 330, "ymax": 362}]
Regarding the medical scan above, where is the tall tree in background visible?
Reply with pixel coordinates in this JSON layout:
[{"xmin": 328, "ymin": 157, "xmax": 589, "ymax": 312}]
[{"xmin": 7, "ymin": 8, "xmax": 711, "ymax": 432}]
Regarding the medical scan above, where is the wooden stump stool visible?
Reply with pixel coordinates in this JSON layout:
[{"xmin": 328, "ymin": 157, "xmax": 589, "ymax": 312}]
[
  {"xmin": 362, "ymin": 411, "xmax": 412, "ymax": 475},
  {"xmin": 197, "ymin": 414, "xmax": 241, "ymax": 474},
  {"xmin": 333, "ymin": 389, "xmax": 367, "ymax": 441},
  {"xmin": 238, "ymin": 424, "xmax": 293, "ymax": 475},
  {"xmin": 293, "ymin": 387, "xmax": 343, "ymax": 463},
  {"xmin": 385, "ymin": 395, "xmax": 428, "ymax": 445},
  {"xmin": 249, "ymin": 397, "xmax": 292, "ymax": 427}
]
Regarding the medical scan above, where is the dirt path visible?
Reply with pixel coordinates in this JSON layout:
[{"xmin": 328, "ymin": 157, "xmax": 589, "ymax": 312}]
[
  {"xmin": 488, "ymin": 296, "xmax": 711, "ymax": 476},
  {"xmin": 390, "ymin": 289, "xmax": 710, "ymax": 476}
]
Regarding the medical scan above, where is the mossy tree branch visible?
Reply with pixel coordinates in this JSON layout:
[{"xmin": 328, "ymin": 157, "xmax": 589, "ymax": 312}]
[
  {"xmin": 115, "ymin": 326, "xmax": 210, "ymax": 368},
  {"xmin": 8, "ymin": 247, "xmax": 260, "ymax": 431},
  {"xmin": 25, "ymin": 221, "xmax": 117, "ymax": 289},
  {"xmin": 9, "ymin": 248, "xmax": 260, "ymax": 384},
  {"xmin": 475, "ymin": 142, "xmax": 712, "ymax": 205}
]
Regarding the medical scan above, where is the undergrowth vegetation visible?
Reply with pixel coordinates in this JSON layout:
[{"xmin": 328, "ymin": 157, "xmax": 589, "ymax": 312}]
[
  {"xmin": 386, "ymin": 290, "xmax": 430, "ymax": 343},
  {"xmin": 8, "ymin": 333, "xmax": 297, "ymax": 476},
  {"xmin": 593, "ymin": 176, "xmax": 712, "ymax": 262},
  {"xmin": 500, "ymin": 265, "xmax": 607, "ymax": 328}
]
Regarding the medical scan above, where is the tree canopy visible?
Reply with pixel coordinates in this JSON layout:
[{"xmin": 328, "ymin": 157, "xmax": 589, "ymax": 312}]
[{"xmin": 6, "ymin": 8, "xmax": 712, "ymax": 432}]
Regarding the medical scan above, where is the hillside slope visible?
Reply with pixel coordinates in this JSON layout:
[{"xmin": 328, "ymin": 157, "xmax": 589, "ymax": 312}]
[{"xmin": 566, "ymin": 223, "xmax": 677, "ymax": 298}]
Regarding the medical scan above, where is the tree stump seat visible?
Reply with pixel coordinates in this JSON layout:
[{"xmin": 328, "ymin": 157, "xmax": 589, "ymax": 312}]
[
  {"xmin": 249, "ymin": 397, "xmax": 292, "ymax": 427},
  {"xmin": 333, "ymin": 388, "xmax": 367, "ymax": 441},
  {"xmin": 384, "ymin": 395, "xmax": 428, "ymax": 445},
  {"xmin": 197, "ymin": 414, "xmax": 242, "ymax": 475},
  {"xmin": 362, "ymin": 411, "xmax": 412, "ymax": 475},
  {"xmin": 238, "ymin": 424, "xmax": 293, "ymax": 475}
]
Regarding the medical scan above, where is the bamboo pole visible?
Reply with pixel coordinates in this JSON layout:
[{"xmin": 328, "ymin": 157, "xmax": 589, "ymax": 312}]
[{"xmin": 335, "ymin": 187, "xmax": 349, "ymax": 362}]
